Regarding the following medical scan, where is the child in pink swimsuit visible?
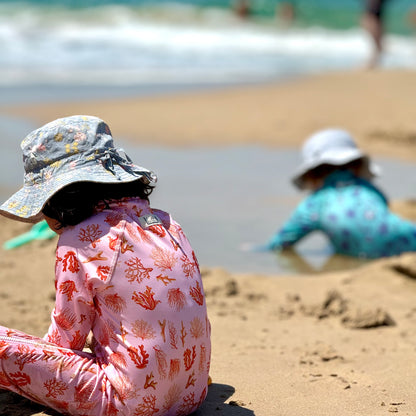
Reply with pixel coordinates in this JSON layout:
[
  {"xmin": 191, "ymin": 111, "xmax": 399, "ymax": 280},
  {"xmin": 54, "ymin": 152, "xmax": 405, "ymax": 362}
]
[{"xmin": 0, "ymin": 115, "xmax": 211, "ymax": 416}]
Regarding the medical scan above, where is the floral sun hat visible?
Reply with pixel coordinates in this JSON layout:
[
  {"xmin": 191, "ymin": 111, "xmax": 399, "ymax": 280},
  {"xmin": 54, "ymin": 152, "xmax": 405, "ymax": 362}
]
[
  {"xmin": 0, "ymin": 115, "xmax": 157, "ymax": 223},
  {"xmin": 292, "ymin": 128, "xmax": 380, "ymax": 189}
]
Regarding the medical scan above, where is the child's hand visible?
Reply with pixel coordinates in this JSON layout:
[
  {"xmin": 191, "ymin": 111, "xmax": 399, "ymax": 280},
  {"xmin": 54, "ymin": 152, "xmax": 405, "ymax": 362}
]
[{"xmin": 84, "ymin": 332, "xmax": 96, "ymax": 354}]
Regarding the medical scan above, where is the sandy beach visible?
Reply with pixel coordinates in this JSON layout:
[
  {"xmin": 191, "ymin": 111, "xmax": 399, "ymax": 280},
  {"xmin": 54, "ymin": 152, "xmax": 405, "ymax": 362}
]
[
  {"xmin": 1, "ymin": 69, "xmax": 416, "ymax": 415},
  {"xmin": 3, "ymin": 69, "xmax": 416, "ymax": 162}
]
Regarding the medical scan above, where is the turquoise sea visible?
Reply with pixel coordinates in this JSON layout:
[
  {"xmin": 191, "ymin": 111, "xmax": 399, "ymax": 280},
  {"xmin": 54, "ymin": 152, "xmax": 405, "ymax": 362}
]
[
  {"xmin": 2, "ymin": 0, "xmax": 416, "ymax": 33},
  {"xmin": 0, "ymin": 0, "xmax": 415, "ymax": 86}
]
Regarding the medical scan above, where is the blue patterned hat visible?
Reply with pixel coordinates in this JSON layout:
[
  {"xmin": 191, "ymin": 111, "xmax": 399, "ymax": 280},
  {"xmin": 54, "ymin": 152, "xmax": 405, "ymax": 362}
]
[{"xmin": 0, "ymin": 115, "xmax": 157, "ymax": 223}]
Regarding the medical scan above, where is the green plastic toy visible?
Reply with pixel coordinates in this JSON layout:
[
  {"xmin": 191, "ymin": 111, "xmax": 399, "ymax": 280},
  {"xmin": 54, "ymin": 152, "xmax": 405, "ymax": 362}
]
[{"xmin": 3, "ymin": 220, "xmax": 56, "ymax": 250}]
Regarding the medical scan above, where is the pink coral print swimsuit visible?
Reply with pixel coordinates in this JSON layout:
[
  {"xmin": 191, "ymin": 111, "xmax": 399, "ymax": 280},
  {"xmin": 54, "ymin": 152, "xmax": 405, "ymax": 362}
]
[{"xmin": 0, "ymin": 198, "xmax": 211, "ymax": 416}]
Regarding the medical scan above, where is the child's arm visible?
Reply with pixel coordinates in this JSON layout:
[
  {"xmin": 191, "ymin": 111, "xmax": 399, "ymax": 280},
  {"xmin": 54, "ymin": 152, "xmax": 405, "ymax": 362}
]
[
  {"xmin": 241, "ymin": 197, "xmax": 318, "ymax": 253},
  {"xmin": 267, "ymin": 198, "xmax": 318, "ymax": 250},
  {"xmin": 44, "ymin": 245, "xmax": 96, "ymax": 350}
]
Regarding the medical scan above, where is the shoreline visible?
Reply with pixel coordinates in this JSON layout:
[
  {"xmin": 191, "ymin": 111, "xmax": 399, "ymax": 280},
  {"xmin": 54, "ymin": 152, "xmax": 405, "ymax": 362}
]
[
  {"xmin": 1, "ymin": 70, "xmax": 416, "ymax": 162},
  {"xmin": 1, "ymin": 69, "xmax": 416, "ymax": 276},
  {"xmin": 0, "ymin": 80, "xmax": 274, "ymax": 105}
]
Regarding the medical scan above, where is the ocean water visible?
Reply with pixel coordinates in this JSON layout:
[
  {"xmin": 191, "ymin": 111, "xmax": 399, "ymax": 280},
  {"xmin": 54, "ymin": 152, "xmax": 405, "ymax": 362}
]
[{"xmin": 0, "ymin": 0, "xmax": 415, "ymax": 86}]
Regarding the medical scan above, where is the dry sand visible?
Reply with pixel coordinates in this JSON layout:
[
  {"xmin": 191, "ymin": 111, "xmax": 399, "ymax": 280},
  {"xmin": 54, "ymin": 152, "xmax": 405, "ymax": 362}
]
[{"xmin": 1, "ymin": 69, "xmax": 416, "ymax": 415}]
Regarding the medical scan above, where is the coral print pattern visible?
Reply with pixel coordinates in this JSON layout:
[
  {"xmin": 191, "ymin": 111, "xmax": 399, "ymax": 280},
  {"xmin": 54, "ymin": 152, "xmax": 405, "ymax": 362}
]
[{"xmin": 0, "ymin": 198, "xmax": 210, "ymax": 416}]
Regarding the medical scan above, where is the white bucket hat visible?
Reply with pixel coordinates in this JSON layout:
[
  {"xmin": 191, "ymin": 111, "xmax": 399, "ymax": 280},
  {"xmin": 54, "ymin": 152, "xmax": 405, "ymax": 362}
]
[
  {"xmin": 292, "ymin": 128, "xmax": 380, "ymax": 189},
  {"xmin": 0, "ymin": 115, "xmax": 157, "ymax": 223}
]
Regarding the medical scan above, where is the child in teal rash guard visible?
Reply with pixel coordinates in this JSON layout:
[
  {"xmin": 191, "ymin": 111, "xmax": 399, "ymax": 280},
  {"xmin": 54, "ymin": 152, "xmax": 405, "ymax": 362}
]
[{"xmin": 266, "ymin": 128, "xmax": 416, "ymax": 259}]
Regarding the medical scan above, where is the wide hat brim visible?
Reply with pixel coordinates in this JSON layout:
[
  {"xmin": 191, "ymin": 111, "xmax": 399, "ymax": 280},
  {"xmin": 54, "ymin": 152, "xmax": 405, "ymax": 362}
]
[
  {"xmin": 291, "ymin": 148, "xmax": 380, "ymax": 189},
  {"xmin": 0, "ymin": 162, "xmax": 156, "ymax": 223}
]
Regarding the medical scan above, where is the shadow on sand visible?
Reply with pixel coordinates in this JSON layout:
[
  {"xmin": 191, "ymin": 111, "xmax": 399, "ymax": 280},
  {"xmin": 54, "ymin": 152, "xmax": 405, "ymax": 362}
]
[
  {"xmin": 194, "ymin": 383, "xmax": 255, "ymax": 415},
  {"xmin": 0, "ymin": 390, "xmax": 61, "ymax": 416}
]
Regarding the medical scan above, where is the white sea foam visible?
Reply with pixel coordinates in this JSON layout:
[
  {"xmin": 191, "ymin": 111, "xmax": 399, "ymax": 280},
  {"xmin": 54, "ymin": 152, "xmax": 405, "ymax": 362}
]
[{"xmin": 0, "ymin": 3, "xmax": 415, "ymax": 85}]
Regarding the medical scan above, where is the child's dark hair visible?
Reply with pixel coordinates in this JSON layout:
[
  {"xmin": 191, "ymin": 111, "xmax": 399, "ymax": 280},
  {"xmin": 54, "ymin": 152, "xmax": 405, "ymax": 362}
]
[
  {"xmin": 42, "ymin": 180, "xmax": 154, "ymax": 229},
  {"xmin": 304, "ymin": 158, "xmax": 366, "ymax": 182}
]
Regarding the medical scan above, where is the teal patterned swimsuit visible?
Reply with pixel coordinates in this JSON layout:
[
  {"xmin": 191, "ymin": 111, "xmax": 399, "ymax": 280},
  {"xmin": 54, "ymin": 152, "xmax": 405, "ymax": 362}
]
[{"xmin": 268, "ymin": 170, "xmax": 416, "ymax": 258}]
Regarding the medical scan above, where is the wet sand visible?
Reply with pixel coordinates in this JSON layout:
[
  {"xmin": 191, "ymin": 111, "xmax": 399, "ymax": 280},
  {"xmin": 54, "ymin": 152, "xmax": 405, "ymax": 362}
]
[
  {"xmin": 1, "ymin": 69, "xmax": 416, "ymax": 415},
  {"xmin": 3, "ymin": 70, "xmax": 416, "ymax": 162}
]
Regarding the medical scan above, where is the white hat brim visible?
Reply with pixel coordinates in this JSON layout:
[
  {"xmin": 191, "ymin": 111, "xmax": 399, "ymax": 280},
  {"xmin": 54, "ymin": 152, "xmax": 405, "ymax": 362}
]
[{"xmin": 292, "ymin": 149, "xmax": 380, "ymax": 189}]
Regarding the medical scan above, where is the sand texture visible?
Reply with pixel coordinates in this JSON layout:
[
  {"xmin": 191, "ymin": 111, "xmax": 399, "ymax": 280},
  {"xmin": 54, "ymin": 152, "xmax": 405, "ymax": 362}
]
[{"xmin": 1, "ymin": 217, "xmax": 416, "ymax": 415}]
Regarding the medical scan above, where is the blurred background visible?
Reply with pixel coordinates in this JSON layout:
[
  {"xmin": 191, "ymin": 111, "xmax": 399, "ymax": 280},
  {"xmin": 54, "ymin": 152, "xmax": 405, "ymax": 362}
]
[
  {"xmin": 1, "ymin": 0, "xmax": 416, "ymax": 275},
  {"xmin": 0, "ymin": 0, "xmax": 415, "ymax": 88}
]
